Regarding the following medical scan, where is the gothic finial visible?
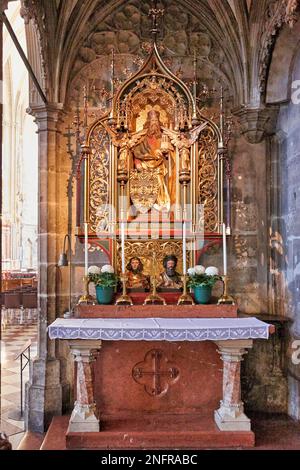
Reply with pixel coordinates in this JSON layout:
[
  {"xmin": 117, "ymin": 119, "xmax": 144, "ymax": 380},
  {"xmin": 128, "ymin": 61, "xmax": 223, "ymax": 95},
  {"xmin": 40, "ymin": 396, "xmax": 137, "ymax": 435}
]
[
  {"xmin": 148, "ymin": 0, "xmax": 164, "ymax": 43},
  {"xmin": 192, "ymin": 49, "xmax": 198, "ymax": 123},
  {"xmin": 83, "ymin": 85, "xmax": 88, "ymax": 142}
]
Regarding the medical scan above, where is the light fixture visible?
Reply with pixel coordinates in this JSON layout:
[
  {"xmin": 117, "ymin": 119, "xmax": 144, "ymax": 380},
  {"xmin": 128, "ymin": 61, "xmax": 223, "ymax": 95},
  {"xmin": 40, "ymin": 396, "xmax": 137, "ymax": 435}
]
[{"xmin": 58, "ymin": 234, "xmax": 72, "ymax": 317}]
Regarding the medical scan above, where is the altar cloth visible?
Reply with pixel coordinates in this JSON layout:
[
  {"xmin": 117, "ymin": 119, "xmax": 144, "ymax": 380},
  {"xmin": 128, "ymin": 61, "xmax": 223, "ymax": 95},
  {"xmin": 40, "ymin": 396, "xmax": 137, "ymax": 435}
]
[{"xmin": 48, "ymin": 317, "xmax": 270, "ymax": 342}]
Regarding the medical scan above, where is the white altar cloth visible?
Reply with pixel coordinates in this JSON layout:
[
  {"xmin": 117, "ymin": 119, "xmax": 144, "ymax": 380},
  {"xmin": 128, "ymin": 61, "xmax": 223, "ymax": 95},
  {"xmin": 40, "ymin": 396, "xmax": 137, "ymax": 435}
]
[{"xmin": 48, "ymin": 317, "xmax": 270, "ymax": 342}]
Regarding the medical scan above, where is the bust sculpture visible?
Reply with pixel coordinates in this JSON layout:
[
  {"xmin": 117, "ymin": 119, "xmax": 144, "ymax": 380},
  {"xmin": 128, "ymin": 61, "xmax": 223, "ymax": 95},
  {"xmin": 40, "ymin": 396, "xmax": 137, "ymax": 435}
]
[
  {"xmin": 126, "ymin": 257, "xmax": 150, "ymax": 290},
  {"xmin": 157, "ymin": 254, "xmax": 183, "ymax": 290}
]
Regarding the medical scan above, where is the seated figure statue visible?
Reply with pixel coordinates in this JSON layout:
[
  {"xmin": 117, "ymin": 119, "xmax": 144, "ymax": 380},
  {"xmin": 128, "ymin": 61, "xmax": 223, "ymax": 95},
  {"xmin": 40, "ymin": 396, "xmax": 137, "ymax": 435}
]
[
  {"xmin": 157, "ymin": 254, "xmax": 183, "ymax": 290},
  {"xmin": 126, "ymin": 257, "xmax": 150, "ymax": 291}
]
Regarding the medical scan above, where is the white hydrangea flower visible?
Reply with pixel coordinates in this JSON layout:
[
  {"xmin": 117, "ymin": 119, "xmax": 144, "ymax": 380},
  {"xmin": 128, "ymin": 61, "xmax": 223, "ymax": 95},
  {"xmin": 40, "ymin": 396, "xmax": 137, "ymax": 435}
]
[
  {"xmin": 194, "ymin": 265, "xmax": 205, "ymax": 274},
  {"xmin": 88, "ymin": 265, "xmax": 101, "ymax": 275},
  {"xmin": 101, "ymin": 264, "xmax": 115, "ymax": 274},
  {"xmin": 205, "ymin": 266, "xmax": 219, "ymax": 276},
  {"xmin": 187, "ymin": 267, "xmax": 196, "ymax": 276}
]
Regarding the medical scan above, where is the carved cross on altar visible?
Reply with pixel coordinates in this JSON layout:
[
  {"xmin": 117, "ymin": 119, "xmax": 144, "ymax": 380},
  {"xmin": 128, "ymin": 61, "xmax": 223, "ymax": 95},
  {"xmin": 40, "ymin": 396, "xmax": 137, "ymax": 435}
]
[{"xmin": 132, "ymin": 349, "xmax": 179, "ymax": 396}]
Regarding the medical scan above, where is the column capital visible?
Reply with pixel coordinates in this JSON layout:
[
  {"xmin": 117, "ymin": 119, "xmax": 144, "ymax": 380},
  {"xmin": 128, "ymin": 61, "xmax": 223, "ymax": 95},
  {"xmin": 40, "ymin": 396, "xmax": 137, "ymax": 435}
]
[
  {"xmin": 233, "ymin": 105, "xmax": 279, "ymax": 144},
  {"xmin": 68, "ymin": 339, "xmax": 102, "ymax": 362},
  {"xmin": 27, "ymin": 103, "xmax": 65, "ymax": 132},
  {"xmin": 215, "ymin": 339, "xmax": 253, "ymax": 356}
]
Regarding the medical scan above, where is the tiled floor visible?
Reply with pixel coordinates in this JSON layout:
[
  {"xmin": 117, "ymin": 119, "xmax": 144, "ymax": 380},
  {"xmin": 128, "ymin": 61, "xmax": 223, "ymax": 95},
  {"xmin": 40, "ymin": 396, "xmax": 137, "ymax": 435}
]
[{"xmin": 1, "ymin": 322, "xmax": 37, "ymax": 449}]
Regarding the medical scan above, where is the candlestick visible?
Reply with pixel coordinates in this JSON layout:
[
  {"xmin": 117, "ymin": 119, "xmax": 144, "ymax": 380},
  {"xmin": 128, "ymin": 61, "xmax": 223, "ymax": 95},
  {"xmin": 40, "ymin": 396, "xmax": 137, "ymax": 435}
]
[
  {"xmin": 78, "ymin": 223, "xmax": 95, "ymax": 306},
  {"xmin": 222, "ymin": 222, "xmax": 227, "ymax": 276},
  {"xmin": 177, "ymin": 177, "xmax": 194, "ymax": 305},
  {"xmin": 120, "ymin": 191, "xmax": 126, "ymax": 274},
  {"xmin": 144, "ymin": 251, "xmax": 166, "ymax": 306},
  {"xmin": 77, "ymin": 274, "xmax": 95, "ymax": 305},
  {"xmin": 116, "ymin": 274, "xmax": 133, "ymax": 306},
  {"xmin": 84, "ymin": 222, "xmax": 89, "ymax": 276},
  {"xmin": 182, "ymin": 220, "xmax": 187, "ymax": 275},
  {"xmin": 121, "ymin": 220, "xmax": 125, "ymax": 274},
  {"xmin": 217, "ymin": 275, "xmax": 235, "ymax": 305},
  {"xmin": 115, "ymin": 182, "xmax": 132, "ymax": 305}
]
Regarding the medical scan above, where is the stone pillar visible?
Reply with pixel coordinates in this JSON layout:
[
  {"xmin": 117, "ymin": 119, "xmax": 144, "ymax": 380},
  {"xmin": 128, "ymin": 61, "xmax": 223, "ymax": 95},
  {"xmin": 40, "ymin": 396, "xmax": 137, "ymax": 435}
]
[
  {"xmin": 68, "ymin": 340, "xmax": 101, "ymax": 432},
  {"xmin": 214, "ymin": 339, "xmax": 253, "ymax": 431},
  {"xmin": 25, "ymin": 103, "xmax": 64, "ymax": 432},
  {"xmin": 230, "ymin": 105, "xmax": 279, "ymax": 314},
  {"xmin": 0, "ymin": 0, "xmax": 10, "ymax": 448}
]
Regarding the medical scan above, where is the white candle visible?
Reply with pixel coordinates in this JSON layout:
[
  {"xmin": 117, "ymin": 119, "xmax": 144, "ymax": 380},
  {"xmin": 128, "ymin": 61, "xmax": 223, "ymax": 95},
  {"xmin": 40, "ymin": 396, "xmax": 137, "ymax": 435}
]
[
  {"xmin": 121, "ymin": 219, "xmax": 125, "ymax": 274},
  {"xmin": 222, "ymin": 222, "xmax": 227, "ymax": 276},
  {"xmin": 182, "ymin": 220, "xmax": 187, "ymax": 275},
  {"xmin": 84, "ymin": 222, "xmax": 89, "ymax": 277}
]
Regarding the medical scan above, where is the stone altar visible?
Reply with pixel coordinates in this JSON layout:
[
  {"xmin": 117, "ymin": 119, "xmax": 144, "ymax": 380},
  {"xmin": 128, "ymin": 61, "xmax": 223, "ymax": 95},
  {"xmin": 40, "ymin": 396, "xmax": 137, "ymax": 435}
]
[{"xmin": 48, "ymin": 314, "xmax": 273, "ymax": 449}]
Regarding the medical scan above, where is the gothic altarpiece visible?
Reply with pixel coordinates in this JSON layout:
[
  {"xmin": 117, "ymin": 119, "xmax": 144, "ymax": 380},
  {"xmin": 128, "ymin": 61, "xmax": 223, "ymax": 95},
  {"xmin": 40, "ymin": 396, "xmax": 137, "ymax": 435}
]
[
  {"xmin": 47, "ymin": 5, "xmax": 272, "ymax": 450},
  {"xmin": 75, "ymin": 40, "xmax": 229, "ymax": 301}
]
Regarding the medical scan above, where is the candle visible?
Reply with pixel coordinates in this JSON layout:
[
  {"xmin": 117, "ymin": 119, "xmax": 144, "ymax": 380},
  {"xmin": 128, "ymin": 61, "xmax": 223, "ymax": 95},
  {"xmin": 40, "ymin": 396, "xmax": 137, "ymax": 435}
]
[
  {"xmin": 121, "ymin": 219, "xmax": 125, "ymax": 274},
  {"xmin": 182, "ymin": 221, "xmax": 187, "ymax": 276},
  {"xmin": 84, "ymin": 222, "xmax": 89, "ymax": 276},
  {"xmin": 222, "ymin": 222, "xmax": 227, "ymax": 276}
]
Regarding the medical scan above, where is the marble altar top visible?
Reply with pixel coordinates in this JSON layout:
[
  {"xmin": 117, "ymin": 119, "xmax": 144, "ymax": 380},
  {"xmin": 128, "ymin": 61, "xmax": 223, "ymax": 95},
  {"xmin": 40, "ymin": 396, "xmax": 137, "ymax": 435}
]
[{"xmin": 48, "ymin": 317, "xmax": 271, "ymax": 342}]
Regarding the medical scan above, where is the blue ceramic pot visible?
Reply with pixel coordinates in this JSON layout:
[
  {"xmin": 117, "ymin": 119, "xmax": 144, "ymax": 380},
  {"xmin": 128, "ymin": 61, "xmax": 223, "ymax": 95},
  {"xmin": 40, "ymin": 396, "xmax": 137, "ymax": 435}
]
[
  {"xmin": 193, "ymin": 285, "xmax": 212, "ymax": 304},
  {"xmin": 96, "ymin": 286, "xmax": 114, "ymax": 305}
]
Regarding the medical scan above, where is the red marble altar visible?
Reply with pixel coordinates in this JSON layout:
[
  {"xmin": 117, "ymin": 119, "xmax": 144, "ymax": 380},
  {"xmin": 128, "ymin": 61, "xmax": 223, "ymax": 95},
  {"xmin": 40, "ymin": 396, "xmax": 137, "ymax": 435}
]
[
  {"xmin": 94, "ymin": 340, "xmax": 222, "ymax": 416},
  {"xmin": 47, "ymin": 306, "xmax": 273, "ymax": 449},
  {"xmin": 76, "ymin": 303, "xmax": 238, "ymax": 318}
]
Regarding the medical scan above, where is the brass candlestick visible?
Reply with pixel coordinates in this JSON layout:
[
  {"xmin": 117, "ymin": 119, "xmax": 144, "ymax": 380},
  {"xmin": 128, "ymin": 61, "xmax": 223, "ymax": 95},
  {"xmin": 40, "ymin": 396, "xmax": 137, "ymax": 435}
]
[
  {"xmin": 218, "ymin": 275, "xmax": 235, "ymax": 305},
  {"xmin": 177, "ymin": 275, "xmax": 194, "ymax": 305},
  {"xmin": 115, "ymin": 274, "xmax": 133, "ymax": 306},
  {"xmin": 144, "ymin": 250, "xmax": 166, "ymax": 305},
  {"xmin": 115, "ymin": 171, "xmax": 132, "ymax": 306},
  {"xmin": 144, "ymin": 275, "xmax": 166, "ymax": 306},
  {"xmin": 78, "ymin": 275, "xmax": 96, "ymax": 305},
  {"xmin": 177, "ymin": 167, "xmax": 194, "ymax": 306}
]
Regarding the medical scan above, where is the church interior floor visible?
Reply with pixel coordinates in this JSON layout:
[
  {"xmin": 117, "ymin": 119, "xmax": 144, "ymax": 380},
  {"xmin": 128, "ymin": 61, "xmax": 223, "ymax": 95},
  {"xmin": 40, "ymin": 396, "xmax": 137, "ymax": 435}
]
[{"xmin": 0, "ymin": 322, "xmax": 37, "ymax": 449}]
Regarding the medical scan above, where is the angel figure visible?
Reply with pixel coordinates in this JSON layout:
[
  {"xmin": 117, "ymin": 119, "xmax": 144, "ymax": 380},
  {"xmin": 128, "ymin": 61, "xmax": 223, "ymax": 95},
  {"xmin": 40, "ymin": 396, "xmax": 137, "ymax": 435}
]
[
  {"xmin": 117, "ymin": 133, "xmax": 132, "ymax": 173},
  {"xmin": 162, "ymin": 122, "xmax": 208, "ymax": 173},
  {"xmin": 101, "ymin": 121, "xmax": 147, "ymax": 174}
]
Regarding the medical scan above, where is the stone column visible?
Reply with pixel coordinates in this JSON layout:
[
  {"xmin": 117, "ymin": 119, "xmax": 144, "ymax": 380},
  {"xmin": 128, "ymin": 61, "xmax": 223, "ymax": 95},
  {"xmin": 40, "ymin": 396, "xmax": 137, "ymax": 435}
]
[
  {"xmin": 214, "ymin": 339, "xmax": 253, "ymax": 431},
  {"xmin": 25, "ymin": 103, "xmax": 64, "ymax": 432},
  {"xmin": 230, "ymin": 105, "xmax": 279, "ymax": 314},
  {"xmin": 68, "ymin": 340, "xmax": 101, "ymax": 432},
  {"xmin": 1, "ymin": 1, "xmax": 12, "ymax": 449}
]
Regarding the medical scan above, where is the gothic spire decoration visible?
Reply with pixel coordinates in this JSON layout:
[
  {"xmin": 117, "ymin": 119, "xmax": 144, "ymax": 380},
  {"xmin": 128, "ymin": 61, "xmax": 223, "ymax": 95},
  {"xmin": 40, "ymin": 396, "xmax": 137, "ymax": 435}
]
[{"xmin": 148, "ymin": 0, "xmax": 164, "ymax": 43}]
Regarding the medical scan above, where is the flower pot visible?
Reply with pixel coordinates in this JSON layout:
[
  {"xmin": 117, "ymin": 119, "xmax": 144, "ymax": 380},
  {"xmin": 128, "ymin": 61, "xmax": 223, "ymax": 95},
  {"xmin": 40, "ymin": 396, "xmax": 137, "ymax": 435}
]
[
  {"xmin": 193, "ymin": 285, "xmax": 212, "ymax": 304},
  {"xmin": 95, "ymin": 286, "xmax": 114, "ymax": 305}
]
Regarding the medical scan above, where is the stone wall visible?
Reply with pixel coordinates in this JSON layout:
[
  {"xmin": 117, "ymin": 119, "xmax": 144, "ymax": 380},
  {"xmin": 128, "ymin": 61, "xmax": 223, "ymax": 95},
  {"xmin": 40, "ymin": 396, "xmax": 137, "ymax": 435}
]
[{"xmin": 265, "ymin": 21, "xmax": 300, "ymax": 419}]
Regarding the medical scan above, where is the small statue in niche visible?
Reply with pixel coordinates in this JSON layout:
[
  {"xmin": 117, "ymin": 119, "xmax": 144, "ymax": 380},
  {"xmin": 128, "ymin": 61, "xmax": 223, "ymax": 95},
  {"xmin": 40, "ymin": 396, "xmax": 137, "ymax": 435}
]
[
  {"xmin": 157, "ymin": 254, "xmax": 183, "ymax": 290},
  {"xmin": 178, "ymin": 132, "xmax": 192, "ymax": 172},
  {"xmin": 126, "ymin": 257, "xmax": 150, "ymax": 290}
]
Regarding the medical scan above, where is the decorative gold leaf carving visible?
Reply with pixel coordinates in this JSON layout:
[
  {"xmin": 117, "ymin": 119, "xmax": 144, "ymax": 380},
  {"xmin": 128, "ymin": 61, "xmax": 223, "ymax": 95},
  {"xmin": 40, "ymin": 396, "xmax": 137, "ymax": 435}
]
[
  {"xmin": 198, "ymin": 126, "xmax": 218, "ymax": 233},
  {"xmin": 89, "ymin": 123, "xmax": 110, "ymax": 233}
]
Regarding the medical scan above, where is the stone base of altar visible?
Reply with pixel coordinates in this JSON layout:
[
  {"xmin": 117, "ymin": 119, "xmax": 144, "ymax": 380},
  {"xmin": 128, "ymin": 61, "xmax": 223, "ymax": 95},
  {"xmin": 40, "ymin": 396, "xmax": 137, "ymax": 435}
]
[
  {"xmin": 76, "ymin": 303, "xmax": 238, "ymax": 318},
  {"xmin": 48, "ymin": 317, "xmax": 273, "ymax": 450},
  {"xmin": 40, "ymin": 414, "xmax": 254, "ymax": 449},
  {"xmin": 66, "ymin": 415, "xmax": 255, "ymax": 449}
]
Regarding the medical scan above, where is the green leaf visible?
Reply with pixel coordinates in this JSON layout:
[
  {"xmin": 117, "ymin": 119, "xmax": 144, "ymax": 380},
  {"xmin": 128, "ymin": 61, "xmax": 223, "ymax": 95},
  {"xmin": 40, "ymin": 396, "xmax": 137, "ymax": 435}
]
[
  {"xmin": 187, "ymin": 273, "xmax": 222, "ymax": 288},
  {"xmin": 88, "ymin": 272, "xmax": 119, "ymax": 287}
]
